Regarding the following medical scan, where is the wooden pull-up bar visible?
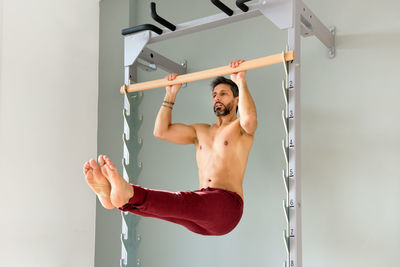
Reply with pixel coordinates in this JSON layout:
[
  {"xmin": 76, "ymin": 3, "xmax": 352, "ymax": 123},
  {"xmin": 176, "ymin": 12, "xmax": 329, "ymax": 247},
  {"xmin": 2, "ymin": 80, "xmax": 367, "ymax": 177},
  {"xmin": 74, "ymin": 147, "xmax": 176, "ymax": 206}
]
[{"xmin": 120, "ymin": 51, "xmax": 295, "ymax": 94}]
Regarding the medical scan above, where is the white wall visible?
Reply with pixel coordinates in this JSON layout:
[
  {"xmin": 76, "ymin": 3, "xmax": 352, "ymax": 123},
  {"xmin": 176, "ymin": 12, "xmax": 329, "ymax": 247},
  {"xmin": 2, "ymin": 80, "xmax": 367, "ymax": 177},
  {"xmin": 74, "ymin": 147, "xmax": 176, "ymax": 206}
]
[
  {"xmin": 0, "ymin": 1, "xmax": 99, "ymax": 266},
  {"xmin": 301, "ymin": 1, "xmax": 400, "ymax": 266}
]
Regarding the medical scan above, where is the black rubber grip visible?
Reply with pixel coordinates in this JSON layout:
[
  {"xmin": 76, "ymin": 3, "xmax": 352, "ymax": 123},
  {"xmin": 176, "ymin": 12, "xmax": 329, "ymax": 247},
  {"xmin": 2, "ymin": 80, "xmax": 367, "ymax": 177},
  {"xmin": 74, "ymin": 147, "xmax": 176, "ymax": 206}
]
[
  {"xmin": 121, "ymin": 24, "xmax": 163, "ymax": 36},
  {"xmin": 210, "ymin": 0, "xmax": 234, "ymax": 16},
  {"xmin": 236, "ymin": 0, "xmax": 252, "ymax": 12},
  {"xmin": 150, "ymin": 2, "xmax": 176, "ymax": 31}
]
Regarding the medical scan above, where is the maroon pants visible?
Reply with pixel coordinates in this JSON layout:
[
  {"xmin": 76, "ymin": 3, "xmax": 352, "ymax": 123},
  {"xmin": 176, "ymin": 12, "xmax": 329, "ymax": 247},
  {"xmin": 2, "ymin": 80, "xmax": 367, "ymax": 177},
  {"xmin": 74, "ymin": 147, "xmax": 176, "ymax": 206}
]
[{"xmin": 118, "ymin": 184, "xmax": 244, "ymax": 236}]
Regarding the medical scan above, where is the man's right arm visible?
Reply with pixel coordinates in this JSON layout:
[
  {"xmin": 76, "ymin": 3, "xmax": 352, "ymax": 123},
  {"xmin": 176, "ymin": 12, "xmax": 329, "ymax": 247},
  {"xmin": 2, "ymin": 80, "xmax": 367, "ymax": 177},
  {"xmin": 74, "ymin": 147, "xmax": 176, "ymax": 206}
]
[{"xmin": 153, "ymin": 74, "xmax": 197, "ymax": 145}]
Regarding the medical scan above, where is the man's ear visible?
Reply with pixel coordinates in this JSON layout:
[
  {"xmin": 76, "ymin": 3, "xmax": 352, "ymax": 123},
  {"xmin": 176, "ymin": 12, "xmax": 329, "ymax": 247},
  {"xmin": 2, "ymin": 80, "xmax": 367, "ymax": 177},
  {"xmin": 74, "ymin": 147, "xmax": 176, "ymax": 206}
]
[{"xmin": 235, "ymin": 96, "xmax": 239, "ymax": 106}]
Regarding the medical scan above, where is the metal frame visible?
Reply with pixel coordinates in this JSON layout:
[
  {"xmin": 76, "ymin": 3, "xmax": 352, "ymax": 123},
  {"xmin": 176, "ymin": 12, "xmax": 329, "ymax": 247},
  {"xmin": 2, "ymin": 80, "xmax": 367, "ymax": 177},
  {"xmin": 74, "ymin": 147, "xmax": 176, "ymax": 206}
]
[{"xmin": 120, "ymin": 1, "xmax": 335, "ymax": 267}]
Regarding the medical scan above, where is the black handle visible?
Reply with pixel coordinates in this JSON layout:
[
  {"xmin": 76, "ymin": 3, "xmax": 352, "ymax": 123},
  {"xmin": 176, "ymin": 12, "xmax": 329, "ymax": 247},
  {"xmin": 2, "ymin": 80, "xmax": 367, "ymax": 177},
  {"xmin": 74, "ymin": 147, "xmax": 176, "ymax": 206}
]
[
  {"xmin": 121, "ymin": 24, "xmax": 163, "ymax": 36},
  {"xmin": 236, "ymin": 0, "xmax": 252, "ymax": 12},
  {"xmin": 210, "ymin": 0, "xmax": 234, "ymax": 16},
  {"xmin": 150, "ymin": 2, "xmax": 176, "ymax": 31}
]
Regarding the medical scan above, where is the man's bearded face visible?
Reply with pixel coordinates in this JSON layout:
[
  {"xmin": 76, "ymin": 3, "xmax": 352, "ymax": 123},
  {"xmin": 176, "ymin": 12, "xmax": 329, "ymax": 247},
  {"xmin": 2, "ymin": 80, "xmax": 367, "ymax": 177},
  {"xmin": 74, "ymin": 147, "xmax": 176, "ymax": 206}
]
[{"xmin": 213, "ymin": 100, "xmax": 234, "ymax": 116}]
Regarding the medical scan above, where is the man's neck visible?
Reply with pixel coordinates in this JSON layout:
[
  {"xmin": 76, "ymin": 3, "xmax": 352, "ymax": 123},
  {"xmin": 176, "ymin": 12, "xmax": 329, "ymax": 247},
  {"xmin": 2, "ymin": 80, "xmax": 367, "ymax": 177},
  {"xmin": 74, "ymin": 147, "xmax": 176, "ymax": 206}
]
[{"xmin": 216, "ymin": 113, "xmax": 237, "ymax": 126}]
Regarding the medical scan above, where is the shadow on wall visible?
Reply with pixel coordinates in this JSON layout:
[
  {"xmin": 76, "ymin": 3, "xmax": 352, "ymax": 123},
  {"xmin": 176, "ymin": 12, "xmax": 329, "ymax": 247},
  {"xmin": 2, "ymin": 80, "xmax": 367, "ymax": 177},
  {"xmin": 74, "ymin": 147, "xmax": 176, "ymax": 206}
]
[{"xmin": 336, "ymin": 31, "xmax": 400, "ymax": 49}]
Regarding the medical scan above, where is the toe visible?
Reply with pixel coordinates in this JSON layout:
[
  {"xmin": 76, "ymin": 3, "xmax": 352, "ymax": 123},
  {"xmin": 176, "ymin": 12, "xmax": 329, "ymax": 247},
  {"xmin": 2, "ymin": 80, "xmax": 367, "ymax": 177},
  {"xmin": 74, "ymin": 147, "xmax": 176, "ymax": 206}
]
[
  {"xmin": 98, "ymin": 155, "xmax": 105, "ymax": 166},
  {"xmin": 99, "ymin": 155, "xmax": 109, "ymax": 177},
  {"xmin": 104, "ymin": 156, "xmax": 116, "ymax": 170},
  {"xmin": 83, "ymin": 161, "xmax": 90, "ymax": 174},
  {"xmin": 89, "ymin": 159, "xmax": 103, "ymax": 176},
  {"xmin": 89, "ymin": 159, "xmax": 99, "ymax": 169}
]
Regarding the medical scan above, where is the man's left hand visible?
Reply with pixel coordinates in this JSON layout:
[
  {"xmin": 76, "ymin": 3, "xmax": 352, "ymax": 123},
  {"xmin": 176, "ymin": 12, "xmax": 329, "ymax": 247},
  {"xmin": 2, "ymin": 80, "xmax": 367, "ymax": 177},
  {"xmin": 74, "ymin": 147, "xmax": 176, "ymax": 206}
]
[{"xmin": 229, "ymin": 59, "xmax": 246, "ymax": 84}]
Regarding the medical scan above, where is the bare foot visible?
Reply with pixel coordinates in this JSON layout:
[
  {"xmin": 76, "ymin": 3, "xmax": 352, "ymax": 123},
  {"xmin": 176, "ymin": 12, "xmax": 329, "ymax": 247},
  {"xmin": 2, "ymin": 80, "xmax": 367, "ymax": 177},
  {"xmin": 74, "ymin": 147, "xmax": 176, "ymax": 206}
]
[
  {"xmin": 100, "ymin": 155, "xmax": 134, "ymax": 208},
  {"xmin": 83, "ymin": 157, "xmax": 114, "ymax": 209}
]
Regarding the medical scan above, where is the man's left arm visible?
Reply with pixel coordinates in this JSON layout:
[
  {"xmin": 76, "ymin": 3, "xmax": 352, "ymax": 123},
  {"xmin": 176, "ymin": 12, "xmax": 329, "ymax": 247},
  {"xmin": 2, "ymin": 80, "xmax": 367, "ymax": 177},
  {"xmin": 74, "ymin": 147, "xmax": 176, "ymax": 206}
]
[
  {"xmin": 230, "ymin": 60, "xmax": 258, "ymax": 135},
  {"xmin": 237, "ymin": 79, "xmax": 257, "ymax": 135}
]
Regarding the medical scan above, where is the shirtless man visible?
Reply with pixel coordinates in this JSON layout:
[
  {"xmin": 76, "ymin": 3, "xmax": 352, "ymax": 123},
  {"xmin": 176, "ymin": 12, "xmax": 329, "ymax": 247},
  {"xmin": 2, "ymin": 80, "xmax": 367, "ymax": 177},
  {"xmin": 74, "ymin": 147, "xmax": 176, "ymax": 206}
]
[{"xmin": 83, "ymin": 59, "xmax": 257, "ymax": 236}]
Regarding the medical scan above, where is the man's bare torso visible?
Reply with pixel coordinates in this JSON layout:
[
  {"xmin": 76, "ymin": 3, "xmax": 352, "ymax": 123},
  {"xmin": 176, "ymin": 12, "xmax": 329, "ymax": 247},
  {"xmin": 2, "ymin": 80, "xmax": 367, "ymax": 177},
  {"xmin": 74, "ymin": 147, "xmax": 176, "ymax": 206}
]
[{"xmin": 193, "ymin": 118, "xmax": 254, "ymax": 201}]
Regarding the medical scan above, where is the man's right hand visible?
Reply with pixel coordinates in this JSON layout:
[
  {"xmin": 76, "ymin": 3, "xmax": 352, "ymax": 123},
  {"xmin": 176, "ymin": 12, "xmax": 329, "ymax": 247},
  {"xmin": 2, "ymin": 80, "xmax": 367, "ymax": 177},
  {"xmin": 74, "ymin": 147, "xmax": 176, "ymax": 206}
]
[{"xmin": 165, "ymin": 73, "xmax": 182, "ymax": 97}]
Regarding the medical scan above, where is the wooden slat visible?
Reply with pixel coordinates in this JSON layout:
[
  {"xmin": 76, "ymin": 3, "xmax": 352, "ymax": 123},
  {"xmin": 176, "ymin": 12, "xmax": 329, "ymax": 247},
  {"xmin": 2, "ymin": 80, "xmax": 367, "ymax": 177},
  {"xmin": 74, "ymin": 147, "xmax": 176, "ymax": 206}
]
[{"xmin": 120, "ymin": 51, "xmax": 294, "ymax": 94}]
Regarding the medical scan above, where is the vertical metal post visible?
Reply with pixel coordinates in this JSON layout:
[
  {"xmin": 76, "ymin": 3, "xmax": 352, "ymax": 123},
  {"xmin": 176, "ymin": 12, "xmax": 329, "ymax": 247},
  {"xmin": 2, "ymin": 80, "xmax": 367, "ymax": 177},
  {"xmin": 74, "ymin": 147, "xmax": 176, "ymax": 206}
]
[
  {"xmin": 286, "ymin": 0, "xmax": 302, "ymax": 266},
  {"xmin": 120, "ymin": 64, "xmax": 144, "ymax": 267}
]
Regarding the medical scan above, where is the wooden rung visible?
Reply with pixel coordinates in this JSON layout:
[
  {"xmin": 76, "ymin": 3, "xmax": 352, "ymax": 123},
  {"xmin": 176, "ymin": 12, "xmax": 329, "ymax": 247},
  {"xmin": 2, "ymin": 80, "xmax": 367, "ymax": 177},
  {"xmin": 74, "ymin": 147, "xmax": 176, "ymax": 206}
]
[{"xmin": 120, "ymin": 50, "xmax": 295, "ymax": 94}]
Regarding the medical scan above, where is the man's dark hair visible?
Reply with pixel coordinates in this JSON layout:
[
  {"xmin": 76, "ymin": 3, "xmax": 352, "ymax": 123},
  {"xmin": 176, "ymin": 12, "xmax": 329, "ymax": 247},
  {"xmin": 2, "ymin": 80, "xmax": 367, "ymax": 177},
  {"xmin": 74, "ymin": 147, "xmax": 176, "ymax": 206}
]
[{"xmin": 210, "ymin": 76, "xmax": 239, "ymax": 97}]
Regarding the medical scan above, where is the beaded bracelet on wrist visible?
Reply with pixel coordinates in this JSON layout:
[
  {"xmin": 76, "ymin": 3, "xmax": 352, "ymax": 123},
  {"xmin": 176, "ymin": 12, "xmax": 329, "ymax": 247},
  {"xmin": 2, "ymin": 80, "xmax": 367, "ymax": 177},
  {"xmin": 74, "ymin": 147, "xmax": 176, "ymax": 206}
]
[
  {"xmin": 162, "ymin": 104, "xmax": 173, "ymax": 109},
  {"xmin": 163, "ymin": 100, "xmax": 174, "ymax": 105}
]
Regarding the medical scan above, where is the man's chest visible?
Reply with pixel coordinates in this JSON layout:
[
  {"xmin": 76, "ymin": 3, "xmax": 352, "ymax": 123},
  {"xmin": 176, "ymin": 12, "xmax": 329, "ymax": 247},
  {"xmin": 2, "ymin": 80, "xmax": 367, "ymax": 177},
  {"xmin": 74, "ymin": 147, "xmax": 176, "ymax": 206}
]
[{"xmin": 196, "ymin": 124, "xmax": 243, "ymax": 150}]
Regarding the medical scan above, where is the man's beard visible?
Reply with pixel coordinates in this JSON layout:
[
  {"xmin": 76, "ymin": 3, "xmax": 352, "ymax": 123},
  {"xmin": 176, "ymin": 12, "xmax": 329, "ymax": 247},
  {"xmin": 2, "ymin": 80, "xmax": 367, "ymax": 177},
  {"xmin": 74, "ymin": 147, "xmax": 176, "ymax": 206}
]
[{"xmin": 213, "ymin": 101, "xmax": 234, "ymax": 117}]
